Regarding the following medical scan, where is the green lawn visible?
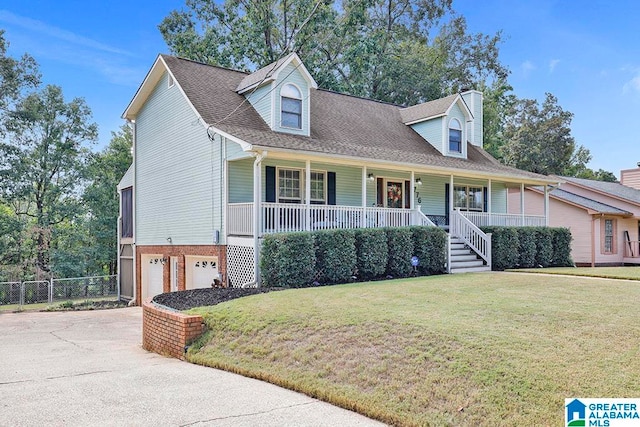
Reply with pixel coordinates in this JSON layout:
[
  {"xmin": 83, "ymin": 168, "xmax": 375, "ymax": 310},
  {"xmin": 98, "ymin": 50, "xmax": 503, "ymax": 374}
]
[
  {"xmin": 187, "ymin": 273, "xmax": 640, "ymax": 426},
  {"xmin": 512, "ymin": 266, "xmax": 640, "ymax": 280}
]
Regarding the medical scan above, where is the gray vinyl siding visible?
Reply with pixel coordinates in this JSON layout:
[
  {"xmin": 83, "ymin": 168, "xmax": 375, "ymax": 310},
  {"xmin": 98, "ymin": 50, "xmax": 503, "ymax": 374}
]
[
  {"xmin": 228, "ymin": 158, "xmax": 254, "ymax": 203},
  {"xmin": 274, "ymin": 62, "xmax": 310, "ymax": 136},
  {"xmin": 419, "ymin": 175, "xmax": 449, "ymax": 216},
  {"xmin": 135, "ymin": 72, "xmax": 222, "ymax": 245},
  {"xmin": 410, "ymin": 118, "xmax": 443, "ymax": 153},
  {"xmin": 226, "ymin": 139, "xmax": 252, "ymax": 161},
  {"xmin": 246, "ymin": 84, "xmax": 273, "ymax": 128},
  {"xmin": 491, "ymin": 182, "xmax": 507, "ymax": 213}
]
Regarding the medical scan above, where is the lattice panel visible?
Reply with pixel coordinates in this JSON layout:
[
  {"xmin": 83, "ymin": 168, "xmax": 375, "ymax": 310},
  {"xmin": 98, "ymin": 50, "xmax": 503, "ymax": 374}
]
[{"xmin": 226, "ymin": 245, "xmax": 256, "ymax": 288}]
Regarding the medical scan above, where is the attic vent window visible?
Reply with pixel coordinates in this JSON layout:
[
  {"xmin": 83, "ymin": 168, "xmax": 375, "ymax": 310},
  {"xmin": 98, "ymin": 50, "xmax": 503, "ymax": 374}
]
[
  {"xmin": 448, "ymin": 118, "xmax": 462, "ymax": 153},
  {"xmin": 281, "ymin": 84, "xmax": 302, "ymax": 129},
  {"xmin": 168, "ymin": 75, "xmax": 175, "ymax": 88}
]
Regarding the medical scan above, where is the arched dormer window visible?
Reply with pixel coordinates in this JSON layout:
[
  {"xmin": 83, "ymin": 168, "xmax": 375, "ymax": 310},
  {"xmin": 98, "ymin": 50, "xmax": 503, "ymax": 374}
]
[
  {"xmin": 448, "ymin": 118, "xmax": 462, "ymax": 153},
  {"xmin": 281, "ymin": 84, "xmax": 302, "ymax": 129}
]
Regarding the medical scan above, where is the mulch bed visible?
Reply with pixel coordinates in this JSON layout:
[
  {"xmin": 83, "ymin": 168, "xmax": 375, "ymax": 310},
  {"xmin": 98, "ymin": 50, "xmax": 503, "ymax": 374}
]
[{"xmin": 153, "ymin": 287, "xmax": 280, "ymax": 311}]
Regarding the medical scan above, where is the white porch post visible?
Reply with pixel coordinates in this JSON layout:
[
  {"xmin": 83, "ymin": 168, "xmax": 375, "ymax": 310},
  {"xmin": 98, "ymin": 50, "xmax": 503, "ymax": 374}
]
[
  {"xmin": 361, "ymin": 166, "xmax": 367, "ymax": 228},
  {"xmin": 544, "ymin": 185, "xmax": 550, "ymax": 226},
  {"xmin": 410, "ymin": 171, "xmax": 415, "ymax": 225},
  {"xmin": 253, "ymin": 152, "xmax": 266, "ymax": 286},
  {"xmin": 487, "ymin": 179, "xmax": 492, "ymax": 226},
  {"xmin": 520, "ymin": 182, "xmax": 525, "ymax": 226},
  {"xmin": 449, "ymin": 175, "xmax": 454, "ymax": 222},
  {"xmin": 305, "ymin": 160, "xmax": 311, "ymax": 231}
]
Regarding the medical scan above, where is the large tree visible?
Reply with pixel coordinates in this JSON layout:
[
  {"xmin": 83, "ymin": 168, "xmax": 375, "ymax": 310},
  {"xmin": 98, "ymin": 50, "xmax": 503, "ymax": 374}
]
[
  {"xmin": 0, "ymin": 85, "xmax": 97, "ymax": 277},
  {"xmin": 82, "ymin": 125, "xmax": 133, "ymax": 276},
  {"xmin": 159, "ymin": 0, "xmax": 507, "ymax": 105},
  {"xmin": 499, "ymin": 93, "xmax": 591, "ymax": 176}
]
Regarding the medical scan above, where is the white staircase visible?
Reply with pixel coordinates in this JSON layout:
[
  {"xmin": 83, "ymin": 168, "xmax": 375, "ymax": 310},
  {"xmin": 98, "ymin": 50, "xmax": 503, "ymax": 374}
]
[{"xmin": 449, "ymin": 237, "xmax": 491, "ymax": 273}]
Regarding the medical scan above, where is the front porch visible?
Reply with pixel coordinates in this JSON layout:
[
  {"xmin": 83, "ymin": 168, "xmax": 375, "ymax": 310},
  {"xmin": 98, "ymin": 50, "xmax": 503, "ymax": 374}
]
[{"xmin": 227, "ymin": 202, "xmax": 547, "ymax": 236}]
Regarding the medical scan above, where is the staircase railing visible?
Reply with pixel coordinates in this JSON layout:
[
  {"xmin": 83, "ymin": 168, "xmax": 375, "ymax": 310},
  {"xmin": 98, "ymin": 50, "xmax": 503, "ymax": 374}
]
[{"xmin": 450, "ymin": 209, "xmax": 492, "ymax": 269}]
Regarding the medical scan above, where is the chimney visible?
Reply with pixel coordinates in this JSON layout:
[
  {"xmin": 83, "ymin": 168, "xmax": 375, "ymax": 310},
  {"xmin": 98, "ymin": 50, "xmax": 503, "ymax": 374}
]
[
  {"xmin": 620, "ymin": 163, "xmax": 640, "ymax": 190},
  {"xmin": 461, "ymin": 90, "xmax": 483, "ymax": 148}
]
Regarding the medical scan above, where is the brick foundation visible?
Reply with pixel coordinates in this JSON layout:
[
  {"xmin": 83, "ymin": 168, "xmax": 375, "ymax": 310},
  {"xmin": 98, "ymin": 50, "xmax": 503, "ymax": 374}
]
[
  {"xmin": 135, "ymin": 244, "xmax": 227, "ymax": 306},
  {"xmin": 142, "ymin": 299, "xmax": 205, "ymax": 360}
]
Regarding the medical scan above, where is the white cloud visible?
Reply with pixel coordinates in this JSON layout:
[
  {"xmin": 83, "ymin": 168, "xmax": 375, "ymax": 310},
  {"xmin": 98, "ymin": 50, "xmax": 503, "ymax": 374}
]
[
  {"xmin": 521, "ymin": 60, "xmax": 535, "ymax": 77},
  {"xmin": 549, "ymin": 59, "xmax": 560, "ymax": 73},
  {"xmin": 623, "ymin": 73, "xmax": 640, "ymax": 94},
  {"xmin": 0, "ymin": 10, "xmax": 131, "ymax": 56}
]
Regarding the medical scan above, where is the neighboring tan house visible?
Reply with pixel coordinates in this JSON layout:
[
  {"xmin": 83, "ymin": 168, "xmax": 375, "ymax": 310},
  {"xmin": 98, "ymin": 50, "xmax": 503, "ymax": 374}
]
[
  {"xmin": 621, "ymin": 164, "xmax": 640, "ymax": 190},
  {"xmin": 118, "ymin": 53, "xmax": 558, "ymax": 304},
  {"xmin": 508, "ymin": 176, "xmax": 640, "ymax": 266}
]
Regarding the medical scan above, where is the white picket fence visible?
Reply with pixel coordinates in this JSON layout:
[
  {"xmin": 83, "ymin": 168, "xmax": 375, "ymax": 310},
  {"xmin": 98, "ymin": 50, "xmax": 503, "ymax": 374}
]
[{"xmin": 0, "ymin": 275, "xmax": 117, "ymax": 308}]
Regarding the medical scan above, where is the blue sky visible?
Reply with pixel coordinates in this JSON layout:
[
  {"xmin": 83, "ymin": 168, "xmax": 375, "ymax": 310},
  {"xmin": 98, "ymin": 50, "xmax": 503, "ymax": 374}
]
[{"xmin": 1, "ymin": 0, "xmax": 638, "ymax": 177}]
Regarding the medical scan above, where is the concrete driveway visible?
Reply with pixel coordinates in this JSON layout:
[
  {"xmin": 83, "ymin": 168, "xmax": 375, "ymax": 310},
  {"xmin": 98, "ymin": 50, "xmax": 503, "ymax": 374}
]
[{"xmin": 0, "ymin": 307, "xmax": 383, "ymax": 426}]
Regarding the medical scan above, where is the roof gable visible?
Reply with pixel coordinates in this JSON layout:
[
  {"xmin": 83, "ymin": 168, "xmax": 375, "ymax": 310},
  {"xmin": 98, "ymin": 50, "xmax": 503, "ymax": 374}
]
[
  {"xmin": 236, "ymin": 52, "xmax": 318, "ymax": 94},
  {"xmin": 399, "ymin": 94, "xmax": 472, "ymax": 125}
]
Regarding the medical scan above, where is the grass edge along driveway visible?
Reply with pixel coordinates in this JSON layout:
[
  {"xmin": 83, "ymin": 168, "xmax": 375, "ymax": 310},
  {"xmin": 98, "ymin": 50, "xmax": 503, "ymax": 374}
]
[{"xmin": 186, "ymin": 273, "xmax": 640, "ymax": 426}]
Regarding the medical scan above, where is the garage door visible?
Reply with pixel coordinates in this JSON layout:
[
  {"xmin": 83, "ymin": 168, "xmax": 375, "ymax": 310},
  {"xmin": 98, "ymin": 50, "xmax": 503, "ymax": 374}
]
[
  {"xmin": 185, "ymin": 256, "xmax": 219, "ymax": 290},
  {"xmin": 142, "ymin": 255, "xmax": 164, "ymax": 299}
]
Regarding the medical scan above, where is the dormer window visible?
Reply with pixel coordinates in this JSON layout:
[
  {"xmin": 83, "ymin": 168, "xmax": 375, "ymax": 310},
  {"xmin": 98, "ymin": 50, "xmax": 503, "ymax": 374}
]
[
  {"xmin": 449, "ymin": 118, "xmax": 462, "ymax": 153},
  {"xmin": 281, "ymin": 84, "xmax": 302, "ymax": 129}
]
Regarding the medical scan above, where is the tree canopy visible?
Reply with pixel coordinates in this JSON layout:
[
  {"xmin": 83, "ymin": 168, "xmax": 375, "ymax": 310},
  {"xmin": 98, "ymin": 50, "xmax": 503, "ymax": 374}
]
[{"xmin": 159, "ymin": 0, "xmax": 507, "ymax": 105}]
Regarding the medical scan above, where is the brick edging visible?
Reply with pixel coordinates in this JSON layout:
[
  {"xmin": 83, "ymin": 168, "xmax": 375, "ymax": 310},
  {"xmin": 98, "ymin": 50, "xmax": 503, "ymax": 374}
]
[{"xmin": 142, "ymin": 299, "xmax": 205, "ymax": 360}]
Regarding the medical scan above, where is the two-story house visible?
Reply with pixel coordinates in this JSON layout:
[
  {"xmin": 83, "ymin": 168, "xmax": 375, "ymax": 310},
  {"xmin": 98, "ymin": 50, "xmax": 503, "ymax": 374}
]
[{"xmin": 118, "ymin": 53, "xmax": 557, "ymax": 304}]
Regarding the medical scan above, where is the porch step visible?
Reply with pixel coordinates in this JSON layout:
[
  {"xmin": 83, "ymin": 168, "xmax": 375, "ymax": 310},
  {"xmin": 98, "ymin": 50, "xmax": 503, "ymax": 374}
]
[
  {"xmin": 448, "ymin": 235, "xmax": 491, "ymax": 274},
  {"xmin": 450, "ymin": 265, "xmax": 492, "ymax": 274}
]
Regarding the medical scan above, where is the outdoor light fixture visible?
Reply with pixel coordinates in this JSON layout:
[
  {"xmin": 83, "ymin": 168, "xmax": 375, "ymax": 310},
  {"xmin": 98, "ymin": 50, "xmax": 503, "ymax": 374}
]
[
  {"xmin": 166, "ymin": 237, "xmax": 172, "ymax": 244},
  {"xmin": 415, "ymin": 177, "xmax": 422, "ymax": 186},
  {"xmin": 367, "ymin": 173, "xmax": 375, "ymax": 182}
]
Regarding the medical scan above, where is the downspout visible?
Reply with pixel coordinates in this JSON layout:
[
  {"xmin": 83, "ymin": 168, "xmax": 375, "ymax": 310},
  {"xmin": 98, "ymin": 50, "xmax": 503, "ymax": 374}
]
[
  {"xmin": 591, "ymin": 215, "xmax": 597, "ymax": 267},
  {"xmin": 129, "ymin": 119, "xmax": 137, "ymax": 305},
  {"xmin": 253, "ymin": 151, "xmax": 267, "ymax": 286}
]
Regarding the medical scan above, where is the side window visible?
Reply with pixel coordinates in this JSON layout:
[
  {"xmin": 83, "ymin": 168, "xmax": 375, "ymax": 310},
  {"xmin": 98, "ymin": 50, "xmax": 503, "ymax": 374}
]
[
  {"xmin": 603, "ymin": 218, "xmax": 615, "ymax": 254},
  {"xmin": 448, "ymin": 118, "xmax": 462, "ymax": 153},
  {"xmin": 121, "ymin": 187, "xmax": 133, "ymax": 238},
  {"xmin": 281, "ymin": 84, "xmax": 302, "ymax": 129}
]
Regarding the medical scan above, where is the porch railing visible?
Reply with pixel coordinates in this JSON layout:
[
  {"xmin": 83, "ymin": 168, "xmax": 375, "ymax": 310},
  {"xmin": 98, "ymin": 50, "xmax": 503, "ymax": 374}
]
[
  {"xmin": 228, "ymin": 203, "xmax": 433, "ymax": 235},
  {"xmin": 461, "ymin": 211, "xmax": 546, "ymax": 227},
  {"xmin": 624, "ymin": 240, "xmax": 640, "ymax": 258},
  {"xmin": 450, "ymin": 209, "xmax": 491, "ymax": 268},
  {"xmin": 228, "ymin": 203, "xmax": 254, "ymax": 236}
]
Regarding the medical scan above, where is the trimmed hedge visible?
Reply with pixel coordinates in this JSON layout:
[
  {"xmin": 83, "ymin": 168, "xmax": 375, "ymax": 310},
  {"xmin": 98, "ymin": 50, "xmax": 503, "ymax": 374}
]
[
  {"xmin": 354, "ymin": 228, "xmax": 388, "ymax": 280},
  {"xmin": 410, "ymin": 226, "xmax": 448, "ymax": 274},
  {"xmin": 386, "ymin": 227, "xmax": 414, "ymax": 278},
  {"xmin": 260, "ymin": 232, "xmax": 315, "ymax": 287},
  {"xmin": 260, "ymin": 226, "xmax": 447, "ymax": 287},
  {"xmin": 314, "ymin": 229, "xmax": 356, "ymax": 284},
  {"xmin": 480, "ymin": 226, "xmax": 574, "ymax": 270}
]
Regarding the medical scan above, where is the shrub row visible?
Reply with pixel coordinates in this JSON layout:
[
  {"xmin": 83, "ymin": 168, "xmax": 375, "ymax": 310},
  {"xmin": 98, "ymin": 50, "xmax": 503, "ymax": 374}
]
[
  {"xmin": 260, "ymin": 226, "xmax": 448, "ymax": 287},
  {"xmin": 480, "ymin": 226, "xmax": 573, "ymax": 270}
]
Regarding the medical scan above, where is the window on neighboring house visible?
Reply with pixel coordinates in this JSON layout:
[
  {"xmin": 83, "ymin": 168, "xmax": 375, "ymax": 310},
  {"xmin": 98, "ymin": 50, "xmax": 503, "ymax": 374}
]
[
  {"xmin": 449, "ymin": 118, "xmax": 462, "ymax": 153},
  {"xmin": 277, "ymin": 168, "xmax": 326, "ymax": 204},
  {"xmin": 121, "ymin": 187, "xmax": 133, "ymax": 238},
  {"xmin": 603, "ymin": 218, "xmax": 615, "ymax": 254},
  {"xmin": 453, "ymin": 185, "xmax": 483, "ymax": 211},
  {"xmin": 281, "ymin": 84, "xmax": 302, "ymax": 129}
]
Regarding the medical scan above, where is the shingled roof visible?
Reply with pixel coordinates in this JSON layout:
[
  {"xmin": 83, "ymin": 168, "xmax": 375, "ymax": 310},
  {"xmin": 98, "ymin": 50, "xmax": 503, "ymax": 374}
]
[
  {"xmin": 399, "ymin": 94, "xmax": 462, "ymax": 124},
  {"xmin": 560, "ymin": 176, "xmax": 640, "ymax": 205},
  {"xmin": 151, "ymin": 55, "xmax": 555, "ymax": 183},
  {"xmin": 547, "ymin": 188, "xmax": 633, "ymax": 215}
]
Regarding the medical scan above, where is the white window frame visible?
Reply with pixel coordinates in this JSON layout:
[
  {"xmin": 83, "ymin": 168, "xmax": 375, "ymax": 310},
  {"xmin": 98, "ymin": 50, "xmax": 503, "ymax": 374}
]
[
  {"xmin": 448, "ymin": 118, "xmax": 462, "ymax": 154},
  {"xmin": 280, "ymin": 83, "xmax": 303, "ymax": 130},
  {"xmin": 453, "ymin": 184, "xmax": 484, "ymax": 211},
  {"xmin": 277, "ymin": 167, "xmax": 326, "ymax": 204}
]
